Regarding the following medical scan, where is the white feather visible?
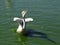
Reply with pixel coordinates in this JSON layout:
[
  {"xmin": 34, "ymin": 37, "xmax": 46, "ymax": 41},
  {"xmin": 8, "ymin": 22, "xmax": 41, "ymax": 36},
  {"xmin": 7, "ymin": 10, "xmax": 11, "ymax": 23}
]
[
  {"xmin": 25, "ymin": 18, "xmax": 33, "ymax": 22},
  {"xmin": 13, "ymin": 17, "xmax": 22, "ymax": 21}
]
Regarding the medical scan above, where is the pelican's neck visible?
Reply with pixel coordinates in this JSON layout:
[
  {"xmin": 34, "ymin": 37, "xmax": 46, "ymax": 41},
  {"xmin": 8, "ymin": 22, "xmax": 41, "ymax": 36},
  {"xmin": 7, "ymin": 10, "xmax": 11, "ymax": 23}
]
[{"xmin": 22, "ymin": 16, "xmax": 26, "ymax": 30}]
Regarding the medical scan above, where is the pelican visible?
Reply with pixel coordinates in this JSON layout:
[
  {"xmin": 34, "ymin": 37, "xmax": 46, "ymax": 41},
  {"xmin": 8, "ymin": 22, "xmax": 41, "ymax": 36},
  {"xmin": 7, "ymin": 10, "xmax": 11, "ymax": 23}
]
[
  {"xmin": 13, "ymin": 10, "xmax": 33, "ymax": 33},
  {"xmin": 13, "ymin": 11, "xmax": 56, "ymax": 44}
]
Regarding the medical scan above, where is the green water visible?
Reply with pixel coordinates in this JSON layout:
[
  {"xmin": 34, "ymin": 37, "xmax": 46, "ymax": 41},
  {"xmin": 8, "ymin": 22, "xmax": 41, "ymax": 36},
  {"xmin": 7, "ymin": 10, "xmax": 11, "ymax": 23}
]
[{"xmin": 0, "ymin": 0, "xmax": 60, "ymax": 45}]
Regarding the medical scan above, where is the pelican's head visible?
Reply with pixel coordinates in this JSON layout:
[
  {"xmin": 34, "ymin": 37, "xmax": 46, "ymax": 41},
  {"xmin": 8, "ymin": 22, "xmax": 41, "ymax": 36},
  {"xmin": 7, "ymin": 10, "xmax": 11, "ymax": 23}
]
[{"xmin": 21, "ymin": 10, "xmax": 27, "ymax": 17}]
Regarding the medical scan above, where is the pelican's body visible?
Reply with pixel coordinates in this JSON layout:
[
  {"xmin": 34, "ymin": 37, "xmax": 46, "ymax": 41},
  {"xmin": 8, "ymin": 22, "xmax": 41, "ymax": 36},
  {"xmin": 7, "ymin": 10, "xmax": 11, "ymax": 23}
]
[
  {"xmin": 13, "ymin": 17, "xmax": 33, "ymax": 33},
  {"xmin": 17, "ymin": 25, "xmax": 22, "ymax": 33}
]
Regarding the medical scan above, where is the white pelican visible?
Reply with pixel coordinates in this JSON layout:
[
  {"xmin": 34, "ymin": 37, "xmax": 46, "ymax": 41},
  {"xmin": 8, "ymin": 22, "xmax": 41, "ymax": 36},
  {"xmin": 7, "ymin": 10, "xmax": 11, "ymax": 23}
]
[
  {"xmin": 13, "ymin": 11, "xmax": 56, "ymax": 44},
  {"xmin": 13, "ymin": 17, "xmax": 33, "ymax": 33},
  {"xmin": 13, "ymin": 10, "xmax": 33, "ymax": 33}
]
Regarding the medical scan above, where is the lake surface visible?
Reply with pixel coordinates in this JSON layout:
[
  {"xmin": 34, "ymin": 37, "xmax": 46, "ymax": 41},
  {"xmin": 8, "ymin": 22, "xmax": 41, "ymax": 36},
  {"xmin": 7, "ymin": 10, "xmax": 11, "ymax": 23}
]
[{"xmin": 0, "ymin": 0, "xmax": 60, "ymax": 45}]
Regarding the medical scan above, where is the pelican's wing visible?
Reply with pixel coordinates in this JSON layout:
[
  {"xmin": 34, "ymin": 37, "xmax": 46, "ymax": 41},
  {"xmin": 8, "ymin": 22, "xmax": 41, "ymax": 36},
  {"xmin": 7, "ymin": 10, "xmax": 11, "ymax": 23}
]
[
  {"xmin": 25, "ymin": 18, "xmax": 33, "ymax": 22},
  {"xmin": 13, "ymin": 17, "xmax": 22, "ymax": 21}
]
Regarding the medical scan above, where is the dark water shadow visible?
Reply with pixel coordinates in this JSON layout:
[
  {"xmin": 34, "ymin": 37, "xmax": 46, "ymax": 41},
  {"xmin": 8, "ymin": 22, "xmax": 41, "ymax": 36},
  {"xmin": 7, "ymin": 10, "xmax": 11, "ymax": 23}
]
[{"xmin": 22, "ymin": 29, "xmax": 56, "ymax": 44}]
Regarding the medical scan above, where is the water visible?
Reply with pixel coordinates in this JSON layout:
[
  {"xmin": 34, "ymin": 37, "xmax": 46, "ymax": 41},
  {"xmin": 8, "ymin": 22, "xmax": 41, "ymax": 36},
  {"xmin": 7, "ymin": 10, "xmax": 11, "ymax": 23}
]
[{"xmin": 0, "ymin": 0, "xmax": 60, "ymax": 45}]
